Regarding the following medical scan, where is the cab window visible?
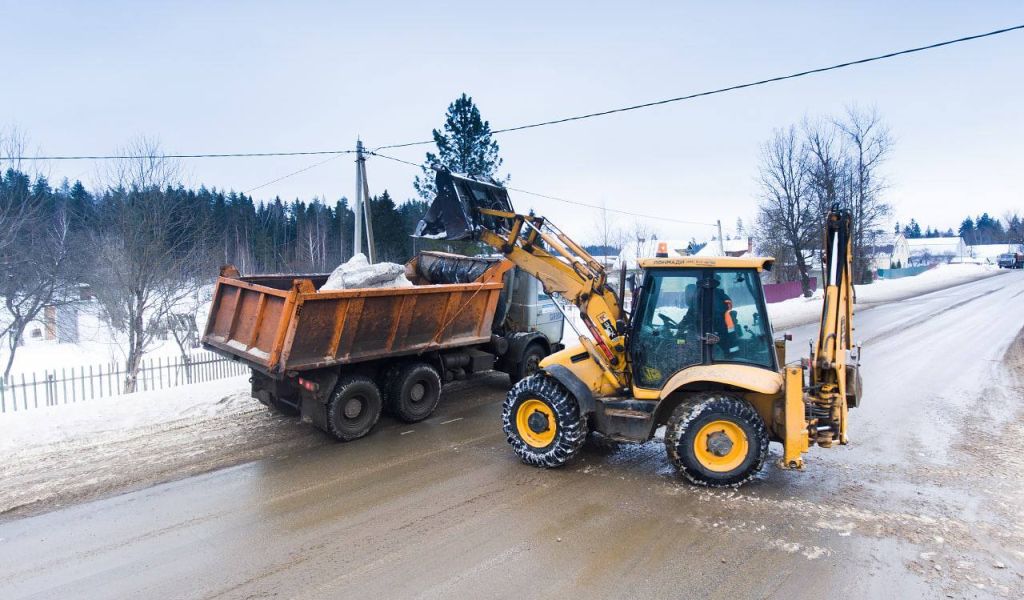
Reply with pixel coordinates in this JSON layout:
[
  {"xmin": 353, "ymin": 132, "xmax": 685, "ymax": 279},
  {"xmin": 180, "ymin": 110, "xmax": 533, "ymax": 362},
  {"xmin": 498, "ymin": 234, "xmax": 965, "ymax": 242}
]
[
  {"xmin": 631, "ymin": 269, "xmax": 703, "ymax": 388},
  {"xmin": 708, "ymin": 270, "xmax": 774, "ymax": 368}
]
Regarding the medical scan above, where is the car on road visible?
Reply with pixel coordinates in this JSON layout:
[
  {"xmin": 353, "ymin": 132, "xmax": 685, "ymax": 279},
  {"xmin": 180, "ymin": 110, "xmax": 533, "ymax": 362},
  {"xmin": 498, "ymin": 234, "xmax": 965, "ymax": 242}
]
[{"xmin": 998, "ymin": 252, "xmax": 1023, "ymax": 269}]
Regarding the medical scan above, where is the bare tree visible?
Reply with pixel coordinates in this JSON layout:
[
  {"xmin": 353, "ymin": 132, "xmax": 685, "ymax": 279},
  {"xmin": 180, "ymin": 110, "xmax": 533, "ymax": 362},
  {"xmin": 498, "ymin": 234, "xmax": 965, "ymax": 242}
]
[
  {"xmin": 591, "ymin": 202, "xmax": 626, "ymax": 259},
  {"xmin": 835, "ymin": 106, "xmax": 893, "ymax": 283},
  {"xmin": 91, "ymin": 138, "xmax": 207, "ymax": 392},
  {"xmin": 629, "ymin": 219, "xmax": 657, "ymax": 263},
  {"xmin": 0, "ymin": 195, "xmax": 76, "ymax": 376},
  {"xmin": 753, "ymin": 126, "xmax": 817, "ymax": 296}
]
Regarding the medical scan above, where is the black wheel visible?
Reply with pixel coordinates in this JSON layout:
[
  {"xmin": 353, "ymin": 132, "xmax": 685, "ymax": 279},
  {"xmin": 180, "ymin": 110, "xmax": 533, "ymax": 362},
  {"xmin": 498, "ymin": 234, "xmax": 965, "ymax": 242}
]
[
  {"xmin": 325, "ymin": 375, "xmax": 383, "ymax": 441},
  {"xmin": 387, "ymin": 362, "xmax": 442, "ymax": 423},
  {"xmin": 502, "ymin": 373, "xmax": 586, "ymax": 468},
  {"xmin": 510, "ymin": 342, "xmax": 546, "ymax": 384},
  {"xmin": 664, "ymin": 393, "xmax": 768, "ymax": 487}
]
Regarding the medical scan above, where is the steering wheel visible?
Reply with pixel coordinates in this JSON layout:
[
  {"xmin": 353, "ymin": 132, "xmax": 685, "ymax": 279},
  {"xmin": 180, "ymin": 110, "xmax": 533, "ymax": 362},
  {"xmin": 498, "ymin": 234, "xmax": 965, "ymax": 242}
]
[{"xmin": 658, "ymin": 313, "xmax": 679, "ymax": 329}]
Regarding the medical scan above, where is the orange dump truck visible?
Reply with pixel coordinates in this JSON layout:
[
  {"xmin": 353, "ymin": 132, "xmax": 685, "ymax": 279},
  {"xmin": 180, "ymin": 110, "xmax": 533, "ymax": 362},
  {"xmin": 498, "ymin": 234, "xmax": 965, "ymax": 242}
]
[{"xmin": 203, "ymin": 252, "xmax": 564, "ymax": 440}]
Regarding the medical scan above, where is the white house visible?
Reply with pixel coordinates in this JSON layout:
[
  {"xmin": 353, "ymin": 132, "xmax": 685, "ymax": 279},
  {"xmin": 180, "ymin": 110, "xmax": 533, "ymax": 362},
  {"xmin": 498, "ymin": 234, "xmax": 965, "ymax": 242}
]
[
  {"xmin": 613, "ymin": 239, "xmax": 693, "ymax": 270},
  {"xmin": 693, "ymin": 237, "xmax": 754, "ymax": 258},
  {"xmin": 905, "ymin": 237, "xmax": 969, "ymax": 266}
]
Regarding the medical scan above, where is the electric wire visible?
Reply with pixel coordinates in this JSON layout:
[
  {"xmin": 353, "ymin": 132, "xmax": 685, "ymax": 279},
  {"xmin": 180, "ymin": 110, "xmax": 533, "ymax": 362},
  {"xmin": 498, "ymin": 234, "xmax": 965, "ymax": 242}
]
[
  {"xmin": 372, "ymin": 24, "xmax": 1024, "ymax": 150},
  {"xmin": 10, "ymin": 24, "xmax": 1023, "ymax": 161},
  {"xmin": 367, "ymin": 150, "xmax": 717, "ymax": 226},
  {"xmin": 244, "ymin": 154, "xmax": 346, "ymax": 194}
]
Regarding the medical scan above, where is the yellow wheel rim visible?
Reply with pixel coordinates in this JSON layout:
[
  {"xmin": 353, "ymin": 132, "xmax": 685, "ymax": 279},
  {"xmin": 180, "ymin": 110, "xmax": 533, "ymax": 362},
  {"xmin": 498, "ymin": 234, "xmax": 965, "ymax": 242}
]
[
  {"xmin": 692, "ymin": 420, "xmax": 748, "ymax": 472},
  {"xmin": 516, "ymin": 399, "xmax": 556, "ymax": 448}
]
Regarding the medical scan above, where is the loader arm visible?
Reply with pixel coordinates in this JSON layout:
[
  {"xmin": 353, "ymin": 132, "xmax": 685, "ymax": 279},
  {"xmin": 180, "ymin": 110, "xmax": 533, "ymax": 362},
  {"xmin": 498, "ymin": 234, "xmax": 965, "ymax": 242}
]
[
  {"xmin": 417, "ymin": 170, "xmax": 628, "ymax": 389},
  {"xmin": 809, "ymin": 208, "xmax": 858, "ymax": 445}
]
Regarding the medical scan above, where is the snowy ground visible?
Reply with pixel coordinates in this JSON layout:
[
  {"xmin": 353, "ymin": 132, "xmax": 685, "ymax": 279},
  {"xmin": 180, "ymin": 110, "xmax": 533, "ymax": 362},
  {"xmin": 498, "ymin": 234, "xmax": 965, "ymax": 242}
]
[
  {"xmin": 769, "ymin": 263, "xmax": 1003, "ymax": 330},
  {"xmin": 0, "ymin": 376, "xmax": 326, "ymax": 518},
  {"xmin": 0, "ymin": 263, "xmax": 1006, "ymax": 520},
  {"xmin": 561, "ymin": 263, "xmax": 1003, "ymax": 344},
  {"xmin": 2, "ymin": 295, "xmax": 213, "ymax": 375}
]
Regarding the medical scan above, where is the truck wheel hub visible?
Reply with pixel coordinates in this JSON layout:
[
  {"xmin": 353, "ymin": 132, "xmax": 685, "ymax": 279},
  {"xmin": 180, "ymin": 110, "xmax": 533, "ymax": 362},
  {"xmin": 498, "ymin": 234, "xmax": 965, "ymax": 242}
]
[
  {"xmin": 527, "ymin": 411, "xmax": 550, "ymax": 434},
  {"xmin": 706, "ymin": 430, "xmax": 734, "ymax": 457},
  {"xmin": 409, "ymin": 382, "xmax": 426, "ymax": 403},
  {"xmin": 343, "ymin": 397, "xmax": 363, "ymax": 419}
]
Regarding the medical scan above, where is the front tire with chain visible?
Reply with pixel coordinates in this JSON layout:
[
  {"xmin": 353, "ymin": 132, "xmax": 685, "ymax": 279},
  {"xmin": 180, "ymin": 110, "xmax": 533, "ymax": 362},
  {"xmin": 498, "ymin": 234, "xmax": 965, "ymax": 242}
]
[
  {"xmin": 502, "ymin": 373, "xmax": 586, "ymax": 468},
  {"xmin": 664, "ymin": 393, "xmax": 768, "ymax": 487}
]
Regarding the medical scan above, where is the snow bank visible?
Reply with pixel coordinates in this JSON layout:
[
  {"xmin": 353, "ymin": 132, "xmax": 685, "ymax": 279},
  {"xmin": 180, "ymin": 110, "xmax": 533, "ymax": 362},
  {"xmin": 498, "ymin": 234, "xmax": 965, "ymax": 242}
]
[
  {"xmin": 320, "ymin": 253, "xmax": 411, "ymax": 291},
  {"xmin": 559, "ymin": 263, "xmax": 1003, "ymax": 339},
  {"xmin": 0, "ymin": 376, "xmax": 250, "ymax": 453},
  {"xmin": 768, "ymin": 263, "xmax": 1001, "ymax": 330}
]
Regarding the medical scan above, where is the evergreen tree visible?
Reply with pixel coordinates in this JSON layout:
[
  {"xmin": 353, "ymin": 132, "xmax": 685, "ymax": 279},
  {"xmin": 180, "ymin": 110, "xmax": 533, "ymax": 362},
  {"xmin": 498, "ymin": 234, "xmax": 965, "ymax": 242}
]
[{"xmin": 413, "ymin": 93, "xmax": 508, "ymax": 200}]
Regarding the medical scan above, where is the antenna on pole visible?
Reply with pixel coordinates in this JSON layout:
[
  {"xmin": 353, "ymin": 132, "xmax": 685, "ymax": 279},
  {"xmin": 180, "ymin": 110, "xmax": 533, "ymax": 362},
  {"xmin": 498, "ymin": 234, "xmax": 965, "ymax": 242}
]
[{"xmin": 353, "ymin": 139, "xmax": 377, "ymax": 263}]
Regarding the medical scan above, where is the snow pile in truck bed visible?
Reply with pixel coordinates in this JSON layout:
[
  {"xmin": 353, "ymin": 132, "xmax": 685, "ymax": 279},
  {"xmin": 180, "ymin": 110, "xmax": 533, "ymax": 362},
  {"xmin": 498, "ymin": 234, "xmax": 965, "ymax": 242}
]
[{"xmin": 320, "ymin": 253, "xmax": 412, "ymax": 291}]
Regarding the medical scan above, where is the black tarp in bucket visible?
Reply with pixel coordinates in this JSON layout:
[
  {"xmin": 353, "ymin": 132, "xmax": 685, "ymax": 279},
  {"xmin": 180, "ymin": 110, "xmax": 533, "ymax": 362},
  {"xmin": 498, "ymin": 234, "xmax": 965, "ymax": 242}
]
[{"xmin": 413, "ymin": 169, "xmax": 514, "ymax": 241}]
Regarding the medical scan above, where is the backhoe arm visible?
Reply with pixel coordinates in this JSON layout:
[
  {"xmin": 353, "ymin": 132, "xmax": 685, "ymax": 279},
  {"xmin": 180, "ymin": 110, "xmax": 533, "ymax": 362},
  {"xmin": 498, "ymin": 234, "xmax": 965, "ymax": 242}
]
[
  {"xmin": 416, "ymin": 170, "xmax": 628, "ymax": 389},
  {"xmin": 810, "ymin": 208, "xmax": 859, "ymax": 444}
]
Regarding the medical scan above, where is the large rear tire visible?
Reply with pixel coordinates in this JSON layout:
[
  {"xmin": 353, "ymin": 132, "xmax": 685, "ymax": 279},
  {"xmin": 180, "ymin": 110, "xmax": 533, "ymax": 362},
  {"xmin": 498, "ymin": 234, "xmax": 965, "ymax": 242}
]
[
  {"xmin": 325, "ymin": 375, "xmax": 383, "ymax": 441},
  {"xmin": 502, "ymin": 374, "xmax": 586, "ymax": 468},
  {"xmin": 664, "ymin": 393, "xmax": 768, "ymax": 487},
  {"xmin": 387, "ymin": 362, "xmax": 442, "ymax": 423},
  {"xmin": 509, "ymin": 342, "xmax": 546, "ymax": 384}
]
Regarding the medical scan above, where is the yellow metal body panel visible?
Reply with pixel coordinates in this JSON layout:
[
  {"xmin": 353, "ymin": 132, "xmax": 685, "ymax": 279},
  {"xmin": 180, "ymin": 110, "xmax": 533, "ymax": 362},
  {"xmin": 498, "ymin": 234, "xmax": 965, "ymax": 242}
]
[
  {"xmin": 657, "ymin": 364, "xmax": 784, "ymax": 398},
  {"xmin": 540, "ymin": 344, "xmax": 621, "ymax": 397},
  {"xmin": 781, "ymin": 366, "xmax": 809, "ymax": 469},
  {"xmin": 638, "ymin": 256, "xmax": 775, "ymax": 271}
]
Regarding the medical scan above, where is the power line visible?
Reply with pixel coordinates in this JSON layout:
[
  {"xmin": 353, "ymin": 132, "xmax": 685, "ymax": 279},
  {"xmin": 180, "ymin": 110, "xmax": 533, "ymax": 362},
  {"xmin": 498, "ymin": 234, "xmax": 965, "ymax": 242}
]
[
  {"xmin": 244, "ymin": 154, "xmax": 347, "ymax": 194},
  {"xmin": 9, "ymin": 24, "xmax": 1022, "ymax": 162},
  {"xmin": 13, "ymin": 149, "xmax": 356, "ymax": 161},
  {"xmin": 367, "ymin": 150, "xmax": 717, "ymax": 226},
  {"xmin": 373, "ymin": 24, "xmax": 1024, "ymax": 151}
]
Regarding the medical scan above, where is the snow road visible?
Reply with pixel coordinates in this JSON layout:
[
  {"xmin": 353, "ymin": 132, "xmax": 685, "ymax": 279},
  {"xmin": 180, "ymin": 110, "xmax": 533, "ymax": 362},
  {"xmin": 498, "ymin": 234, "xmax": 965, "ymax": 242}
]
[{"xmin": 1, "ymin": 271, "xmax": 1023, "ymax": 599}]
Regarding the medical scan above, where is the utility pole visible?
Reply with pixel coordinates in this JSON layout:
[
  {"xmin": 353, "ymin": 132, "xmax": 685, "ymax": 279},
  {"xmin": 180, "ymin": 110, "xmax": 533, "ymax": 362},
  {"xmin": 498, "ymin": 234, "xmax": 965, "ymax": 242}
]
[
  {"xmin": 717, "ymin": 219, "xmax": 726, "ymax": 255},
  {"xmin": 354, "ymin": 140, "xmax": 364, "ymax": 258},
  {"xmin": 353, "ymin": 140, "xmax": 377, "ymax": 263}
]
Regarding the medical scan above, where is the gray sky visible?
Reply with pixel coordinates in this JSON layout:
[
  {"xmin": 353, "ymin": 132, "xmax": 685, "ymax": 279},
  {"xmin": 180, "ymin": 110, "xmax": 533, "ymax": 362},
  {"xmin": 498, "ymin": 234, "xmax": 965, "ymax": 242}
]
[{"xmin": 5, "ymin": 1, "xmax": 1023, "ymax": 244}]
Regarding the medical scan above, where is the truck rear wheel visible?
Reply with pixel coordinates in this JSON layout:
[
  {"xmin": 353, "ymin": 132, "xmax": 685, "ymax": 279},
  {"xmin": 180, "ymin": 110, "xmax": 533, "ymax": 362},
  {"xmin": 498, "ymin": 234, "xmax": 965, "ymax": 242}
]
[
  {"xmin": 664, "ymin": 394, "xmax": 768, "ymax": 487},
  {"xmin": 388, "ymin": 362, "xmax": 442, "ymax": 423},
  {"xmin": 509, "ymin": 342, "xmax": 546, "ymax": 384},
  {"xmin": 502, "ymin": 374, "xmax": 586, "ymax": 468},
  {"xmin": 325, "ymin": 375, "xmax": 383, "ymax": 441}
]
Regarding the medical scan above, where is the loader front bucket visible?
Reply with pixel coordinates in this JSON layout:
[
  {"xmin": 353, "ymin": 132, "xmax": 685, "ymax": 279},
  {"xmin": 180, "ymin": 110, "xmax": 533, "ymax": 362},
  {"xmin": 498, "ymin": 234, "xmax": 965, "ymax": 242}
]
[{"xmin": 413, "ymin": 169, "xmax": 514, "ymax": 241}]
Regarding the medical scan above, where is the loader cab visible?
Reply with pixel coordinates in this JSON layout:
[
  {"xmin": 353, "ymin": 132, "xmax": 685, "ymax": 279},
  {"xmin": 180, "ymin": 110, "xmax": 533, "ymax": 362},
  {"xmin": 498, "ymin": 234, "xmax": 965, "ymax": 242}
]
[{"xmin": 630, "ymin": 257, "xmax": 777, "ymax": 390}]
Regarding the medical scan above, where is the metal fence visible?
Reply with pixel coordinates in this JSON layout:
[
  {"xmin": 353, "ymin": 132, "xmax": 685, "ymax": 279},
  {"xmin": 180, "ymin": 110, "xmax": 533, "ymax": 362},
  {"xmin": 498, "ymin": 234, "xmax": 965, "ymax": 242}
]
[{"xmin": 0, "ymin": 350, "xmax": 249, "ymax": 413}]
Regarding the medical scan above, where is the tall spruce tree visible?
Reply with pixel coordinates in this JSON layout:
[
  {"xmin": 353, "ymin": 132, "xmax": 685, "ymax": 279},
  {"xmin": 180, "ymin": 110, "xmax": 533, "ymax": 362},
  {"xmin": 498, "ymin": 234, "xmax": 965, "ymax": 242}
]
[{"xmin": 413, "ymin": 93, "xmax": 508, "ymax": 200}]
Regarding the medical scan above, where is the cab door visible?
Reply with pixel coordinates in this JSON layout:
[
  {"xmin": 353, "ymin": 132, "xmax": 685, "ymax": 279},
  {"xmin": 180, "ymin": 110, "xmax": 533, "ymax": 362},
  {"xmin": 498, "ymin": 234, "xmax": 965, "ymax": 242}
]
[{"xmin": 629, "ymin": 268, "xmax": 706, "ymax": 389}]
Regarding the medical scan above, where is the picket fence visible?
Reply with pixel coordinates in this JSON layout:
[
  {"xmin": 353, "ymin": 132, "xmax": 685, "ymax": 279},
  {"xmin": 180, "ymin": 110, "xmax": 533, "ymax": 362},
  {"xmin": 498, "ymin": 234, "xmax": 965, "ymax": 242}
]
[{"xmin": 0, "ymin": 350, "xmax": 249, "ymax": 413}]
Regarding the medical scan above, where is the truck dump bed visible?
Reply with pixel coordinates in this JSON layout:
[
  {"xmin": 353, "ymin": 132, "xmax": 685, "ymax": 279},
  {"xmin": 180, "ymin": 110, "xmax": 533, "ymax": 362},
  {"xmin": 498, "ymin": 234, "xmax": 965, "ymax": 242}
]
[{"xmin": 203, "ymin": 253, "xmax": 512, "ymax": 376}]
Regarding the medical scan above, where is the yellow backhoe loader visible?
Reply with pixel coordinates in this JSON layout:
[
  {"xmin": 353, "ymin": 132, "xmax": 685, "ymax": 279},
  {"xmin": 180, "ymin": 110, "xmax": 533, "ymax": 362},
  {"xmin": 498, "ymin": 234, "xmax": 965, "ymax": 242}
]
[{"xmin": 416, "ymin": 170, "xmax": 861, "ymax": 486}]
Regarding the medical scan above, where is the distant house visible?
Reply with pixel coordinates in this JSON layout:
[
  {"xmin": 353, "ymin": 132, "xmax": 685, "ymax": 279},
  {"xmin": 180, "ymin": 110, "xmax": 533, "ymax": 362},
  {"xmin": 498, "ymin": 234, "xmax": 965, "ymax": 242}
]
[
  {"xmin": 613, "ymin": 239, "xmax": 695, "ymax": 270},
  {"xmin": 613, "ymin": 237, "xmax": 753, "ymax": 271},
  {"xmin": 869, "ymin": 233, "xmax": 910, "ymax": 269},
  {"xmin": 905, "ymin": 236, "xmax": 969, "ymax": 266},
  {"xmin": 693, "ymin": 237, "xmax": 753, "ymax": 258}
]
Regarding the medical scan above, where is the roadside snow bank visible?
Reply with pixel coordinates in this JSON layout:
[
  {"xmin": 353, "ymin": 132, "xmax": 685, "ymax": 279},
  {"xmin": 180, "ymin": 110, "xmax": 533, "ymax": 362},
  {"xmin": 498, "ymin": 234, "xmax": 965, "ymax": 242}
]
[
  {"xmin": 0, "ymin": 376, "xmax": 251, "ymax": 453},
  {"xmin": 769, "ymin": 263, "xmax": 1002, "ymax": 330}
]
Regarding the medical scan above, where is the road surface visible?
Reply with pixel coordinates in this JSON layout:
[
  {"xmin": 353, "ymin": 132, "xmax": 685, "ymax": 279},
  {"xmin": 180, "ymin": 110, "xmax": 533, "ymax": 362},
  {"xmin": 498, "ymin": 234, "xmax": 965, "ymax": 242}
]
[{"xmin": 2, "ymin": 271, "xmax": 1023, "ymax": 599}]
